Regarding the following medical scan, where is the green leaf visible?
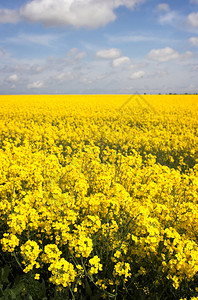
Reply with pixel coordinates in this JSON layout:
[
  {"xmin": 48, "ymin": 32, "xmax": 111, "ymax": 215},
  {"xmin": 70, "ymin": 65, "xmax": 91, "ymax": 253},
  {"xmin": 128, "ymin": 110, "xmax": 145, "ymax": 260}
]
[
  {"xmin": 85, "ymin": 280, "xmax": 92, "ymax": 297},
  {"xmin": 40, "ymin": 278, "xmax": 46, "ymax": 298},
  {"xmin": 6, "ymin": 280, "xmax": 25, "ymax": 299},
  {"xmin": 9, "ymin": 289, "xmax": 17, "ymax": 299},
  {"xmin": 0, "ymin": 284, "xmax": 4, "ymax": 297},
  {"xmin": 1, "ymin": 265, "xmax": 10, "ymax": 284}
]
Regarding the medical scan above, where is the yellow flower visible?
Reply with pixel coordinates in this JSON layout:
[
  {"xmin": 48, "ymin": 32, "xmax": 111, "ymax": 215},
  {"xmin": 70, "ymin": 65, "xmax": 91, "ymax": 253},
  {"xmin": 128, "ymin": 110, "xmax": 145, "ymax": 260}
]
[
  {"xmin": 0, "ymin": 94, "xmax": 198, "ymax": 298},
  {"xmin": 48, "ymin": 258, "xmax": 76, "ymax": 287},
  {"xmin": 88, "ymin": 255, "xmax": 102, "ymax": 275},
  {"xmin": 113, "ymin": 262, "xmax": 131, "ymax": 279},
  {"xmin": 20, "ymin": 240, "xmax": 41, "ymax": 273},
  {"xmin": 34, "ymin": 273, "xmax": 40, "ymax": 280},
  {"xmin": 1, "ymin": 233, "xmax": 19, "ymax": 252}
]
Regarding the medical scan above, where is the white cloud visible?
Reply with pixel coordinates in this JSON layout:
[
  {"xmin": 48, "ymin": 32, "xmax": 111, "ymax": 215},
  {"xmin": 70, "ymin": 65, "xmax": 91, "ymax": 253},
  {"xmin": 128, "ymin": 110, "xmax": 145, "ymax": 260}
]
[
  {"xmin": 27, "ymin": 81, "xmax": 44, "ymax": 89},
  {"xmin": 187, "ymin": 12, "xmax": 198, "ymax": 27},
  {"xmin": 75, "ymin": 52, "xmax": 87, "ymax": 60},
  {"xmin": 112, "ymin": 56, "xmax": 131, "ymax": 67},
  {"xmin": 66, "ymin": 48, "xmax": 87, "ymax": 60},
  {"xmin": 180, "ymin": 51, "xmax": 193, "ymax": 60},
  {"xmin": 19, "ymin": 0, "xmax": 145, "ymax": 29},
  {"xmin": 147, "ymin": 47, "xmax": 192, "ymax": 62},
  {"xmin": 56, "ymin": 72, "xmax": 75, "ymax": 82},
  {"xmin": 157, "ymin": 3, "xmax": 170, "ymax": 12},
  {"xmin": 0, "ymin": 9, "xmax": 20, "ymax": 24},
  {"xmin": 130, "ymin": 70, "xmax": 145, "ymax": 79},
  {"xmin": 0, "ymin": 0, "xmax": 146, "ymax": 29},
  {"xmin": 7, "ymin": 74, "xmax": 19, "ymax": 82},
  {"xmin": 158, "ymin": 11, "xmax": 178, "ymax": 24},
  {"xmin": 189, "ymin": 37, "xmax": 198, "ymax": 46},
  {"xmin": 147, "ymin": 47, "xmax": 179, "ymax": 62},
  {"xmin": 20, "ymin": 0, "xmax": 114, "ymax": 28},
  {"xmin": 95, "ymin": 48, "xmax": 121, "ymax": 59}
]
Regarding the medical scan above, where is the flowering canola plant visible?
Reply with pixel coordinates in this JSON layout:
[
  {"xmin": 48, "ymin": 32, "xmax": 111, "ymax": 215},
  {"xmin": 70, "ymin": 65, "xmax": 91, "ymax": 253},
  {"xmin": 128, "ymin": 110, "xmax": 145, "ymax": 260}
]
[{"xmin": 0, "ymin": 95, "xmax": 198, "ymax": 299}]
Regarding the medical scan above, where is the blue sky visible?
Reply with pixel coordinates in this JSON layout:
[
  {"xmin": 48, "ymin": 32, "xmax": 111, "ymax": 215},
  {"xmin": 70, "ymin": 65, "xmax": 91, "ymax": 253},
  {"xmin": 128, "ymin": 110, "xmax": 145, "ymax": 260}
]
[{"xmin": 0, "ymin": 0, "xmax": 198, "ymax": 94}]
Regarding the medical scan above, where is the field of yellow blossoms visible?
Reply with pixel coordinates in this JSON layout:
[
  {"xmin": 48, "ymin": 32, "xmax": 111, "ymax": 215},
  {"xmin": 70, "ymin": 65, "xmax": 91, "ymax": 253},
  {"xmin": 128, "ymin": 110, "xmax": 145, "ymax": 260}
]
[{"xmin": 0, "ymin": 94, "xmax": 198, "ymax": 300}]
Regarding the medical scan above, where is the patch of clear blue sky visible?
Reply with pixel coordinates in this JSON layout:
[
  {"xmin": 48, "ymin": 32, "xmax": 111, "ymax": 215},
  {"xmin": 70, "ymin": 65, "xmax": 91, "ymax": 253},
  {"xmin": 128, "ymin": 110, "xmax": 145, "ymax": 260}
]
[{"xmin": 0, "ymin": 0, "xmax": 20, "ymax": 9}]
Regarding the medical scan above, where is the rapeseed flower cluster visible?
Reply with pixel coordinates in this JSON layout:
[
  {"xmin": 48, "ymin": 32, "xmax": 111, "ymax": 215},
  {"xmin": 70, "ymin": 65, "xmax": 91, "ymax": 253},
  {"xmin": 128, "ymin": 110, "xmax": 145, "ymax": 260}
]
[
  {"xmin": 48, "ymin": 258, "xmax": 76, "ymax": 287},
  {"xmin": 20, "ymin": 240, "xmax": 41, "ymax": 273},
  {"xmin": 1, "ymin": 233, "xmax": 19, "ymax": 252},
  {"xmin": 0, "ymin": 95, "xmax": 198, "ymax": 299},
  {"xmin": 89, "ymin": 255, "xmax": 102, "ymax": 275}
]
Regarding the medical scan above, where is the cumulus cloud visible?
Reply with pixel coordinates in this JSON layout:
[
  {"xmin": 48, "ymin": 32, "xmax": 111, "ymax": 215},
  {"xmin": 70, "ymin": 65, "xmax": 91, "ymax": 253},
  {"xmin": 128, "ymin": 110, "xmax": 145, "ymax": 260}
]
[
  {"xmin": 0, "ymin": 9, "xmax": 20, "ymax": 24},
  {"xmin": 147, "ymin": 47, "xmax": 178, "ymax": 62},
  {"xmin": 0, "ymin": 0, "xmax": 146, "ymax": 29},
  {"xmin": 147, "ymin": 47, "xmax": 193, "ymax": 62},
  {"xmin": 95, "ymin": 48, "xmax": 121, "ymax": 59},
  {"xmin": 20, "ymin": 0, "xmax": 114, "ymax": 28},
  {"xmin": 19, "ymin": 0, "xmax": 145, "ymax": 29},
  {"xmin": 189, "ymin": 37, "xmax": 198, "ymax": 47},
  {"xmin": 187, "ymin": 12, "xmax": 198, "ymax": 27},
  {"xmin": 27, "ymin": 81, "xmax": 44, "ymax": 89},
  {"xmin": 157, "ymin": 3, "xmax": 170, "ymax": 12},
  {"xmin": 130, "ymin": 70, "xmax": 145, "ymax": 79},
  {"xmin": 112, "ymin": 56, "xmax": 131, "ymax": 67},
  {"xmin": 7, "ymin": 74, "xmax": 19, "ymax": 82}
]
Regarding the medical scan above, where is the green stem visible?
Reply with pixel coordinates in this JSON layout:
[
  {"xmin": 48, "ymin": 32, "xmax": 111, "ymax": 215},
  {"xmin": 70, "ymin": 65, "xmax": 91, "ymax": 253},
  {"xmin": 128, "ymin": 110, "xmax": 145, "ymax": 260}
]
[
  {"xmin": 69, "ymin": 286, "xmax": 75, "ymax": 300},
  {"xmin": 10, "ymin": 182, "xmax": 15, "ymax": 214},
  {"xmin": 13, "ymin": 251, "xmax": 23, "ymax": 270}
]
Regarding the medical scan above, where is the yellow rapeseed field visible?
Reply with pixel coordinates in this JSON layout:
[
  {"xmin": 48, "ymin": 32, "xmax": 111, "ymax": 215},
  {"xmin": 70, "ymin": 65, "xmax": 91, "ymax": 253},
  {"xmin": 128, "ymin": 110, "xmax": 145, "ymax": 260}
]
[{"xmin": 0, "ymin": 95, "xmax": 198, "ymax": 299}]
